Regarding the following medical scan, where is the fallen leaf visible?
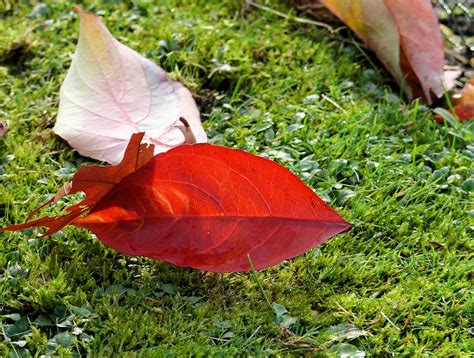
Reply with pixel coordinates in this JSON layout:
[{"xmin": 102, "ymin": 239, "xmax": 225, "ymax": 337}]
[
  {"xmin": 54, "ymin": 7, "xmax": 206, "ymax": 164},
  {"xmin": 450, "ymin": 105, "xmax": 474, "ymax": 122},
  {"xmin": 2, "ymin": 133, "xmax": 154, "ymax": 236},
  {"xmin": 2, "ymin": 133, "xmax": 351, "ymax": 272},
  {"xmin": 320, "ymin": 0, "xmax": 408, "ymax": 96},
  {"xmin": 452, "ymin": 76, "xmax": 474, "ymax": 108},
  {"xmin": 436, "ymin": 76, "xmax": 474, "ymax": 122},
  {"xmin": 320, "ymin": 0, "xmax": 446, "ymax": 103},
  {"xmin": 442, "ymin": 65, "xmax": 463, "ymax": 92},
  {"xmin": 383, "ymin": 0, "xmax": 445, "ymax": 102},
  {"xmin": 0, "ymin": 121, "xmax": 6, "ymax": 137}
]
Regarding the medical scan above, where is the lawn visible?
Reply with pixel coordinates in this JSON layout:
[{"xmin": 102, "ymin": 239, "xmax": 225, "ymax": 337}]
[{"xmin": 0, "ymin": 1, "xmax": 472, "ymax": 356}]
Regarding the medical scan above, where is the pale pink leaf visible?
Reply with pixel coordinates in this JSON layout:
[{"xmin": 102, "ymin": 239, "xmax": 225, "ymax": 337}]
[{"xmin": 54, "ymin": 7, "xmax": 206, "ymax": 164}]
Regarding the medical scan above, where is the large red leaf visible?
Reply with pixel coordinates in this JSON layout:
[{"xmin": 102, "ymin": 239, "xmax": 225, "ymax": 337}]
[{"xmin": 2, "ymin": 134, "xmax": 350, "ymax": 272}]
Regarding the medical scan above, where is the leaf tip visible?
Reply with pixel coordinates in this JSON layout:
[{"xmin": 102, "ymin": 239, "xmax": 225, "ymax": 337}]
[
  {"xmin": 73, "ymin": 6, "xmax": 98, "ymax": 20},
  {"xmin": 72, "ymin": 5, "xmax": 83, "ymax": 14},
  {"xmin": 342, "ymin": 220, "xmax": 352, "ymax": 233}
]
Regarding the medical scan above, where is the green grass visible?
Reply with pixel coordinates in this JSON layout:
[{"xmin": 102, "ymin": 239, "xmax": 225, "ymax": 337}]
[{"xmin": 1, "ymin": 1, "xmax": 473, "ymax": 356}]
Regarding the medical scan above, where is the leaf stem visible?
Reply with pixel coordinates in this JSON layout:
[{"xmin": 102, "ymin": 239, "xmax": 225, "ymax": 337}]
[{"xmin": 178, "ymin": 117, "xmax": 197, "ymax": 144}]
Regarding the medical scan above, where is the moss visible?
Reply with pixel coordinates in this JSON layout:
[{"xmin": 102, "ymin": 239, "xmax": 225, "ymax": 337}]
[{"xmin": 0, "ymin": 1, "xmax": 472, "ymax": 356}]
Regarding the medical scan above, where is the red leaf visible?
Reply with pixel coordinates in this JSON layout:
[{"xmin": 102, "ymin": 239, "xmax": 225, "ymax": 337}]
[
  {"xmin": 452, "ymin": 76, "xmax": 474, "ymax": 108},
  {"xmin": 435, "ymin": 77, "xmax": 474, "ymax": 122},
  {"xmin": 451, "ymin": 76, "xmax": 474, "ymax": 121},
  {"xmin": 2, "ymin": 133, "xmax": 154, "ymax": 236},
  {"xmin": 452, "ymin": 105, "xmax": 474, "ymax": 122},
  {"xmin": 2, "ymin": 134, "xmax": 350, "ymax": 272}
]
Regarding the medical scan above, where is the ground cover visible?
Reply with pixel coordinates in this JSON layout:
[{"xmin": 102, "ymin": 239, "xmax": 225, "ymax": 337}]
[{"xmin": 0, "ymin": 1, "xmax": 472, "ymax": 356}]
